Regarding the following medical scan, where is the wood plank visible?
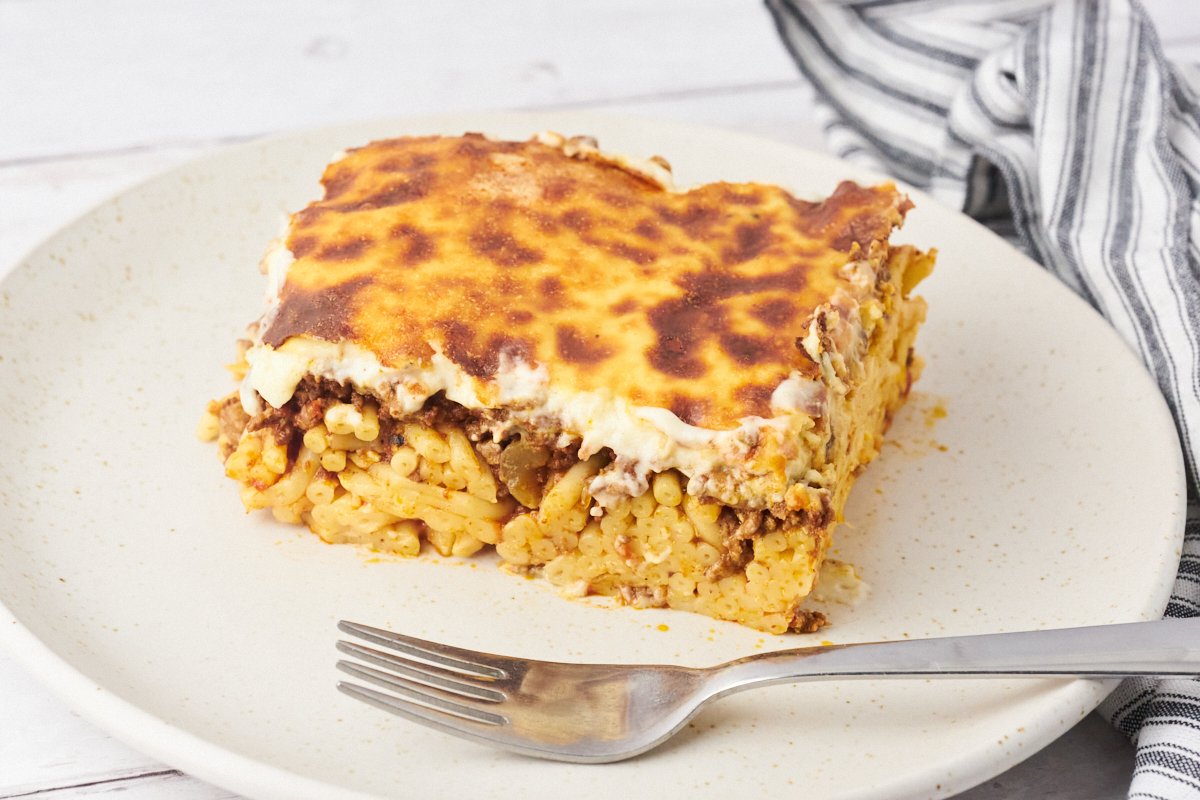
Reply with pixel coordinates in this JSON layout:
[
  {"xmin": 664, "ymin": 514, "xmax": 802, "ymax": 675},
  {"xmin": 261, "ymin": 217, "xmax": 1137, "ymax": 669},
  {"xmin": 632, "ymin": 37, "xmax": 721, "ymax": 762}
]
[
  {"xmin": 0, "ymin": 0, "xmax": 799, "ymax": 162},
  {"xmin": 0, "ymin": 653, "xmax": 164, "ymax": 794},
  {"xmin": 1, "ymin": 769, "xmax": 242, "ymax": 799},
  {"xmin": 1142, "ymin": 0, "xmax": 1200, "ymax": 46},
  {"xmin": 1163, "ymin": 42, "xmax": 1200, "ymax": 64}
]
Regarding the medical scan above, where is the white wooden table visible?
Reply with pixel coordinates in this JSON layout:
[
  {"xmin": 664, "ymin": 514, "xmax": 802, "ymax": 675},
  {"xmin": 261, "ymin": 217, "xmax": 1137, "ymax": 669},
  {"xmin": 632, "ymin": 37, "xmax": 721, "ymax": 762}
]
[{"xmin": 2, "ymin": 2, "xmax": 1196, "ymax": 797}]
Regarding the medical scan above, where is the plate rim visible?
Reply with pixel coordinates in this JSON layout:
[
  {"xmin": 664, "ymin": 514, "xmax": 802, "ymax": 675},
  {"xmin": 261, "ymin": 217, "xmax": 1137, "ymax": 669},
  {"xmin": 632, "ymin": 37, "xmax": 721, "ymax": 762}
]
[{"xmin": 0, "ymin": 110, "xmax": 1187, "ymax": 800}]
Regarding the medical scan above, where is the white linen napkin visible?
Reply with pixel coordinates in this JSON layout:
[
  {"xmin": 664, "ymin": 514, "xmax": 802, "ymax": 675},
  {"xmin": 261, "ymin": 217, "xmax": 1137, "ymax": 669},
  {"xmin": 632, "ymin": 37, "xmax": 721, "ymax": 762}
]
[{"xmin": 765, "ymin": 0, "xmax": 1200, "ymax": 796}]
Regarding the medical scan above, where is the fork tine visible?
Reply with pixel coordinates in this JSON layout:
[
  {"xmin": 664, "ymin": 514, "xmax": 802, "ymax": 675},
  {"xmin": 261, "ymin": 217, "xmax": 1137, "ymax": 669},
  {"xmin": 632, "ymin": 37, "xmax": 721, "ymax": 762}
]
[
  {"xmin": 338, "ymin": 621, "xmax": 508, "ymax": 678},
  {"xmin": 337, "ymin": 666, "xmax": 508, "ymax": 726},
  {"xmin": 336, "ymin": 641, "xmax": 506, "ymax": 702}
]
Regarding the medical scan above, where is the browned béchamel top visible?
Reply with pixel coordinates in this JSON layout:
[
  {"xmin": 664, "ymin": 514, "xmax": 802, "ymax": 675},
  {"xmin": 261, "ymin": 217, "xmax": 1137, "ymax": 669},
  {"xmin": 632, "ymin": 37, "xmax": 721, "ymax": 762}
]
[{"xmin": 262, "ymin": 133, "xmax": 912, "ymax": 430}]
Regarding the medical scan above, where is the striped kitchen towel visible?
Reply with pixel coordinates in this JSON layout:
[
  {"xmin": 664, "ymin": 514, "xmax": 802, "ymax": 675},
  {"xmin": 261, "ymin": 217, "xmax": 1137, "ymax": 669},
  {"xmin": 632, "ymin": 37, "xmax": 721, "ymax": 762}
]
[{"xmin": 765, "ymin": 0, "xmax": 1200, "ymax": 797}]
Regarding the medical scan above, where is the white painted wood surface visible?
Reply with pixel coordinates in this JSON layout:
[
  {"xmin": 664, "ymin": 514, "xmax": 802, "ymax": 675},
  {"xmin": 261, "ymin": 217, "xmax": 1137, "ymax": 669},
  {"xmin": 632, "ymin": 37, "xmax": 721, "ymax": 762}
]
[{"xmin": 1, "ymin": 0, "xmax": 1194, "ymax": 796}]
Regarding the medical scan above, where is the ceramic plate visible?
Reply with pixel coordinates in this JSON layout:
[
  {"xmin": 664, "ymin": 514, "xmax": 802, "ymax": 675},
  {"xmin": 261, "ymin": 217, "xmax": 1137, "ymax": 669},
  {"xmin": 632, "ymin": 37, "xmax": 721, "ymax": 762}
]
[{"xmin": 0, "ymin": 113, "xmax": 1186, "ymax": 800}]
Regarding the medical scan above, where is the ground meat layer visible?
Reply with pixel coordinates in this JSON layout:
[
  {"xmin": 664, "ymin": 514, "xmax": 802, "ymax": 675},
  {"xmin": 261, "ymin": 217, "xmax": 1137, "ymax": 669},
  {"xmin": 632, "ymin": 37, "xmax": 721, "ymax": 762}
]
[{"xmin": 204, "ymin": 381, "xmax": 835, "ymax": 634}]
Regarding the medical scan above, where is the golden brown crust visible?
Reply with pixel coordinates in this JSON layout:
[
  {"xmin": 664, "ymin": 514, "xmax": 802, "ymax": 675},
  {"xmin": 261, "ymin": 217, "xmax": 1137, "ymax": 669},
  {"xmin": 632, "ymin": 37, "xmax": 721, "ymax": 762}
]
[{"xmin": 263, "ymin": 133, "xmax": 911, "ymax": 430}]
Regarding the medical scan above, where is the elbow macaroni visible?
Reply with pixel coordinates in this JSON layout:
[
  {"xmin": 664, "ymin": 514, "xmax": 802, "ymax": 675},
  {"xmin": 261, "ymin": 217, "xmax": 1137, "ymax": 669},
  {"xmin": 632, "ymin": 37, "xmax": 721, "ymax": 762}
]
[{"xmin": 219, "ymin": 406, "xmax": 833, "ymax": 633}]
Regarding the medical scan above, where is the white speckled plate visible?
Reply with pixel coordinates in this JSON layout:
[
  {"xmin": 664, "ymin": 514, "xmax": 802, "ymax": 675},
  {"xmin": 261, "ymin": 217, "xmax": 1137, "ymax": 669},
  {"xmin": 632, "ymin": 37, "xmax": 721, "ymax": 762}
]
[{"xmin": 0, "ymin": 114, "xmax": 1186, "ymax": 800}]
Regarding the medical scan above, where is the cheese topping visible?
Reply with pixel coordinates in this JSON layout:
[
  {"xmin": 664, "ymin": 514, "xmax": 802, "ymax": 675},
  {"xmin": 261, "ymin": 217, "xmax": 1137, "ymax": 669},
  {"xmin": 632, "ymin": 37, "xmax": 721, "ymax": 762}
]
[{"xmin": 237, "ymin": 132, "xmax": 919, "ymax": 508}]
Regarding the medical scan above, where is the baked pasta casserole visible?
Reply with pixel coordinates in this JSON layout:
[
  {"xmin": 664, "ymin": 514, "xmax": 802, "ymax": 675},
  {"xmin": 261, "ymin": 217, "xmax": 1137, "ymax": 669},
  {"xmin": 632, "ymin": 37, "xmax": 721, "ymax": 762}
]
[{"xmin": 199, "ymin": 132, "xmax": 935, "ymax": 634}]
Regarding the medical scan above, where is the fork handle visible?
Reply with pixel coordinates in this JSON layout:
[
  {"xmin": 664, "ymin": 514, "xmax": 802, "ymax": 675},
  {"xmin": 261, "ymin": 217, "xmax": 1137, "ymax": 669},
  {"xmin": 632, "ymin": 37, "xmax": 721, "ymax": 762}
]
[{"xmin": 714, "ymin": 617, "xmax": 1200, "ymax": 693}]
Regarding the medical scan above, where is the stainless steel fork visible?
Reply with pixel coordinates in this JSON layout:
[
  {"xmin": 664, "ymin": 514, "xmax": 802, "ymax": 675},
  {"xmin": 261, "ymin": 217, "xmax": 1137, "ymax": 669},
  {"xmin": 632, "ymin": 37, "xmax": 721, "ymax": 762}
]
[{"xmin": 335, "ymin": 617, "xmax": 1200, "ymax": 763}]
